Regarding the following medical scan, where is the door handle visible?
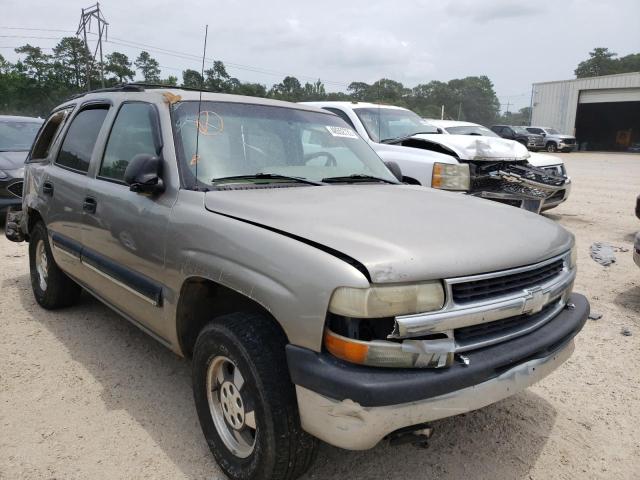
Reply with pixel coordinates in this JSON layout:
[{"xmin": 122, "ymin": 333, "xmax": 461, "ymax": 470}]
[
  {"xmin": 83, "ymin": 197, "xmax": 97, "ymax": 214},
  {"xmin": 43, "ymin": 181, "xmax": 54, "ymax": 196}
]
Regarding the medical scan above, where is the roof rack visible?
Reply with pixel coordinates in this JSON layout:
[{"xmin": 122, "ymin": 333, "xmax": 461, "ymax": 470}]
[{"xmin": 67, "ymin": 82, "xmax": 216, "ymax": 100}]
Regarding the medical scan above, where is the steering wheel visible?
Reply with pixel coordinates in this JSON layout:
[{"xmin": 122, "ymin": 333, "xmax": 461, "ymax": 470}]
[{"xmin": 304, "ymin": 151, "xmax": 337, "ymax": 167}]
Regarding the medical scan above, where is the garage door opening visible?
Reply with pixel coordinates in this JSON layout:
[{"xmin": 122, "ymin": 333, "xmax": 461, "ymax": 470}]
[{"xmin": 575, "ymin": 101, "xmax": 640, "ymax": 152}]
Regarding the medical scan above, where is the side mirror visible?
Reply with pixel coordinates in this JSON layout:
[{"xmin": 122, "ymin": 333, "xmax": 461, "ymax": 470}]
[
  {"xmin": 541, "ymin": 133, "xmax": 546, "ymax": 137},
  {"xmin": 384, "ymin": 161, "xmax": 403, "ymax": 182},
  {"xmin": 124, "ymin": 154, "xmax": 164, "ymax": 194}
]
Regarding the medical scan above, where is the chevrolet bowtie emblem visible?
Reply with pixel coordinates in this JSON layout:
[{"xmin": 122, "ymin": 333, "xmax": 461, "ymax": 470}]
[{"xmin": 523, "ymin": 287, "xmax": 548, "ymax": 314}]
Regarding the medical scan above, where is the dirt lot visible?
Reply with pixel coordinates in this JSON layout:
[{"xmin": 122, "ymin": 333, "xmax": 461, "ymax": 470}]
[{"xmin": 1, "ymin": 152, "xmax": 639, "ymax": 480}]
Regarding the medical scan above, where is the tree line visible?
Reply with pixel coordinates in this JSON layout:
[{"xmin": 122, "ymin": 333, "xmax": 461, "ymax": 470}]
[
  {"xmin": 5, "ymin": 38, "xmax": 633, "ymax": 125},
  {"xmin": 0, "ymin": 36, "xmax": 505, "ymax": 125}
]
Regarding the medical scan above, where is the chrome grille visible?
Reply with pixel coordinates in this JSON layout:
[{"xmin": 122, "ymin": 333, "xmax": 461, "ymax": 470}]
[
  {"xmin": 451, "ymin": 259, "xmax": 564, "ymax": 303},
  {"xmin": 7, "ymin": 181, "xmax": 23, "ymax": 198}
]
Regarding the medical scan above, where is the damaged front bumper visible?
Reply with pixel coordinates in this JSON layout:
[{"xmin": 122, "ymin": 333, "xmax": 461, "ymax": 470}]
[
  {"xmin": 286, "ymin": 293, "xmax": 588, "ymax": 450},
  {"xmin": 468, "ymin": 163, "xmax": 570, "ymax": 213}
]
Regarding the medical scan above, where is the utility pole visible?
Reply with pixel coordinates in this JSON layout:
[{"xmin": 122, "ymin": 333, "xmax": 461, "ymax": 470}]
[
  {"xmin": 503, "ymin": 100, "xmax": 512, "ymax": 115},
  {"xmin": 77, "ymin": 3, "xmax": 109, "ymax": 90},
  {"xmin": 440, "ymin": 105, "xmax": 445, "ymax": 120}
]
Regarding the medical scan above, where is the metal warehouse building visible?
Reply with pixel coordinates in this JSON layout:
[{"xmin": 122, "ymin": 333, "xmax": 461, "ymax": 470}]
[{"xmin": 531, "ymin": 72, "xmax": 640, "ymax": 151}]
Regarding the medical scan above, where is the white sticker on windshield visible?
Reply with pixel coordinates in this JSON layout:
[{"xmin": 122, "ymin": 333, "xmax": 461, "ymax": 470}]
[{"xmin": 326, "ymin": 125, "xmax": 358, "ymax": 139}]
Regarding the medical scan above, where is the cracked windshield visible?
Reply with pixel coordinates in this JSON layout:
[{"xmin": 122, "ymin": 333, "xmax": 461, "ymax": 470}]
[{"xmin": 171, "ymin": 101, "xmax": 397, "ymax": 186}]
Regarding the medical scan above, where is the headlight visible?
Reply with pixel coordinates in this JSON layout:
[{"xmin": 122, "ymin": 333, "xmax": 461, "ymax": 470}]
[
  {"xmin": 328, "ymin": 281, "xmax": 445, "ymax": 318},
  {"xmin": 0, "ymin": 170, "xmax": 8, "ymax": 180},
  {"xmin": 431, "ymin": 162, "xmax": 470, "ymax": 191}
]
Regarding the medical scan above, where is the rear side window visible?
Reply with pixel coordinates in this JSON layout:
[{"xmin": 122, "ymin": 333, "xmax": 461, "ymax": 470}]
[
  {"xmin": 56, "ymin": 106, "xmax": 109, "ymax": 173},
  {"xmin": 30, "ymin": 107, "xmax": 74, "ymax": 161},
  {"xmin": 100, "ymin": 103, "xmax": 158, "ymax": 182}
]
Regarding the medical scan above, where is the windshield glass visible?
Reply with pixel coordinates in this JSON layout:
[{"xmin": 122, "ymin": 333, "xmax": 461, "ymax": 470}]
[
  {"xmin": 354, "ymin": 107, "xmax": 438, "ymax": 142},
  {"xmin": 0, "ymin": 120, "xmax": 42, "ymax": 152},
  {"xmin": 512, "ymin": 126, "xmax": 530, "ymax": 135},
  {"xmin": 445, "ymin": 125, "xmax": 500, "ymax": 137},
  {"xmin": 171, "ymin": 101, "xmax": 396, "ymax": 186},
  {"xmin": 545, "ymin": 128, "xmax": 560, "ymax": 135}
]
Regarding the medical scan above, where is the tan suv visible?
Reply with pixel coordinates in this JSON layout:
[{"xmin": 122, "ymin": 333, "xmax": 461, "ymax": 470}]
[{"xmin": 6, "ymin": 84, "xmax": 589, "ymax": 480}]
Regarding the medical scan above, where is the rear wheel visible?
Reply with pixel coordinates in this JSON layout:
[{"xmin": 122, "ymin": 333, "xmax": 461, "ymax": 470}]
[
  {"xmin": 192, "ymin": 313, "xmax": 317, "ymax": 480},
  {"xmin": 546, "ymin": 142, "xmax": 557, "ymax": 153},
  {"xmin": 29, "ymin": 221, "xmax": 82, "ymax": 309}
]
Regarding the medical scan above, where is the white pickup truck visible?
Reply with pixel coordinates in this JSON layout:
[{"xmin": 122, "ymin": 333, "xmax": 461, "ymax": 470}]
[{"xmin": 303, "ymin": 102, "xmax": 571, "ymax": 212}]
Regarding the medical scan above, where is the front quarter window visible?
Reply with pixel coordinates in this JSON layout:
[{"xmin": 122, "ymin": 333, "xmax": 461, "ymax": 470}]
[{"xmin": 171, "ymin": 101, "xmax": 397, "ymax": 188}]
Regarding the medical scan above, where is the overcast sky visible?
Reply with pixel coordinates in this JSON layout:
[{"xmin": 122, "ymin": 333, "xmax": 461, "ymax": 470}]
[{"xmin": 2, "ymin": 0, "xmax": 638, "ymax": 111}]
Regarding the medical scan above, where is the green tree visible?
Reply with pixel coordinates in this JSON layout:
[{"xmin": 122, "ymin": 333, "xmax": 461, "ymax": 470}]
[
  {"xmin": 575, "ymin": 48, "xmax": 618, "ymax": 78},
  {"xmin": 52, "ymin": 37, "xmax": 93, "ymax": 88},
  {"xmin": 269, "ymin": 76, "xmax": 303, "ymax": 101},
  {"xmin": 182, "ymin": 69, "xmax": 204, "ymax": 88},
  {"xmin": 14, "ymin": 45, "xmax": 52, "ymax": 84},
  {"xmin": 161, "ymin": 75, "xmax": 178, "ymax": 86},
  {"xmin": 347, "ymin": 82, "xmax": 371, "ymax": 100},
  {"xmin": 105, "ymin": 52, "xmax": 135, "ymax": 83},
  {"xmin": 204, "ymin": 60, "xmax": 231, "ymax": 92},
  {"xmin": 134, "ymin": 51, "xmax": 161, "ymax": 82}
]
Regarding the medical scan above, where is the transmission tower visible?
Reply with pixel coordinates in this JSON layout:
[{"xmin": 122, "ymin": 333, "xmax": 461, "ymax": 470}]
[{"xmin": 76, "ymin": 3, "xmax": 109, "ymax": 90}]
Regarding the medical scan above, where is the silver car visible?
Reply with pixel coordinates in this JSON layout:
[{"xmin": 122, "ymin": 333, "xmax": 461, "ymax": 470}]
[
  {"xmin": 6, "ymin": 85, "xmax": 589, "ymax": 480},
  {"xmin": 0, "ymin": 115, "xmax": 43, "ymax": 215},
  {"xmin": 526, "ymin": 126, "xmax": 577, "ymax": 153}
]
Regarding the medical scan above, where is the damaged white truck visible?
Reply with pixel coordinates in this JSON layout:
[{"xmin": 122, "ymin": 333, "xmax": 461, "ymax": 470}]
[
  {"xmin": 7, "ymin": 86, "xmax": 588, "ymax": 480},
  {"xmin": 305, "ymin": 102, "xmax": 571, "ymax": 213}
]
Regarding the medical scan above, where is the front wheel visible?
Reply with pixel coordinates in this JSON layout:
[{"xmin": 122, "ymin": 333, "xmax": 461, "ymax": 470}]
[
  {"xmin": 546, "ymin": 142, "xmax": 557, "ymax": 153},
  {"xmin": 192, "ymin": 313, "xmax": 317, "ymax": 480}
]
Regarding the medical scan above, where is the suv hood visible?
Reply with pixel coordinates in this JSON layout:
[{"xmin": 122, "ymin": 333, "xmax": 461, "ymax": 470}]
[
  {"xmin": 204, "ymin": 185, "xmax": 572, "ymax": 283},
  {"xmin": 405, "ymin": 134, "xmax": 530, "ymax": 162}
]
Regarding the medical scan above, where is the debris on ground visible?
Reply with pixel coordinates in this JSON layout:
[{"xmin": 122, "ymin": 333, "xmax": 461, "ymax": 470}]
[
  {"xmin": 590, "ymin": 242, "xmax": 616, "ymax": 266},
  {"xmin": 588, "ymin": 312, "xmax": 602, "ymax": 320},
  {"xmin": 621, "ymin": 328, "xmax": 632, "ymax": 337}
]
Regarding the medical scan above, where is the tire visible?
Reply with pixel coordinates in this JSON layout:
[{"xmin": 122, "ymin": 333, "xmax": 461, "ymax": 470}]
[
  {"xmin": 546, "ymin": 142, "xmax": 557, "ymax": 153},
  {"xmin": 29, "ymin": 221, "xmax": 82, "ymax": 309},
  {"xmin": 192, "ymin": 313, "xmax": 317, "ymax": 480}
]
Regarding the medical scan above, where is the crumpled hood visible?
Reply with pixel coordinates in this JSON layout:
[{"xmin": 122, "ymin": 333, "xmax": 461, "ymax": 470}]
[
  {"xmin": 0, "ymin": 150, "xmax": 28, "ymax": 171},
  {"xmin": 408, "ymin": 134, "xmax": 530, "ymax": 161},
  {"xmin": 204, "ymin": 185, "xmax": 572, "ymax": 283}
]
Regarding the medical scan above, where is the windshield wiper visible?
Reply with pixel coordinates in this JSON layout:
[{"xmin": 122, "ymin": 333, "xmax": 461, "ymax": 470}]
[
  {"xmin": 321, "ymin": 174, "xmax": 398, "ymax": 184},
  {"xmin": 211, "ymin": 173, "xmax": 324, "ymax": 186},
  {"xmin": 380, "ymin": 131, "xmax": 439, "ymax": 144}
]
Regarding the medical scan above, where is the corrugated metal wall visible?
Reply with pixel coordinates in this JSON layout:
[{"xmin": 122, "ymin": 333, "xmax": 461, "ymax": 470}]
[{"xmin": 531, "ymin": 72, "xmax": 640, "ymax": 134}]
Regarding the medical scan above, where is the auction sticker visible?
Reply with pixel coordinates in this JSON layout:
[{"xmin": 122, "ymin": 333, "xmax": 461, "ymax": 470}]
[{"xmin": 326, "ymin": 126, "xmax": 358, "ymax": 138}]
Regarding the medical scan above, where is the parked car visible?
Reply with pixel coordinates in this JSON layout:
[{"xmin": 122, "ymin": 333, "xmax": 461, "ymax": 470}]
[
  {"xmin": 0, "ymin": 115, "xmax": 43, "ymax": 216},
  {"xmin": 304, "ymin": 102, "xmax": 568, "ymax": 213},
  {"xmin": 6, "ymin": 85, "xmax": 589, "ymax": 480},
  {"xmin": 427, "ymin": 119, "xmax": 571, "ymax": 210},
  {"xmin": 490, "ymin": 125, "xmax": 545, "ymax": 151},
  {"xmin": 525, "ymin": 126, "xmax": 576, "ymax": 153}
]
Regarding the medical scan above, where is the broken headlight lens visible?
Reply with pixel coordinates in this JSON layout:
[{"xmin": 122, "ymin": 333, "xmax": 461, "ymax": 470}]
[
  {"xmin": 323, "ymin": 329, "xmax": 453, "ymax": 368},
  {"xmin": 431, "ymin": 162, "xmax": 470, "ymax": 191},
  {"xmin": 328, "ymin": 281, "xmax": 445, "ymax": 318}
]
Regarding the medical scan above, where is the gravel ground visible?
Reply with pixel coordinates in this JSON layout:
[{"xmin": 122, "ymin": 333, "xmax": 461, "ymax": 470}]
[{"xmin": 1, "ymin": 152, "xmax": 639, "ymax": 480}]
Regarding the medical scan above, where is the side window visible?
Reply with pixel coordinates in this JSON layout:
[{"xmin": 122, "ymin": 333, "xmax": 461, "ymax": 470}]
[
  {"xmin": 56, "ymin": 106, "xmax": 109, "ymax": 173},
  {"xmin": 30, "ymin": 107, "xmax": 74, "ymax": 162},
  {"xmin": 100, "ymin": 103, "xmax": 158, "ymax": 182},
  {"xmin": 323, "ymin": 108, "xmax": 357, "ymax": 130}
]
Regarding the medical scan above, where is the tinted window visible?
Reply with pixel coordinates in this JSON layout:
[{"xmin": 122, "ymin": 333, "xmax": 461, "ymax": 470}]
[
  {"xmin": 527, "ymin": 127, "xmax": 543, "ymax": 135},
  {"xmin": 100, "ymin": 103, "xmax": 158, "ymax": 182},
  {"xmin": 56, "ymin": 107, "xmax": 109, "ymax": 173},
  {"xmin": 323, "ymin": 108, "xmax": 356, "ymax": 130},
  {"xmin": 31, "ymin": 107, "xmax": 74, "ymax": 161}
]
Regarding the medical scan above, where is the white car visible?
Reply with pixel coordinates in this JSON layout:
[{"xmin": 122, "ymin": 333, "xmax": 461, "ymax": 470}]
[
  {"xmin": 303, "ymin": 102, "xmax": 570, "ymax": 212},
  {"xmin": 427, "ymin": 119, "xmax": 571, "ymax": 211}
]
